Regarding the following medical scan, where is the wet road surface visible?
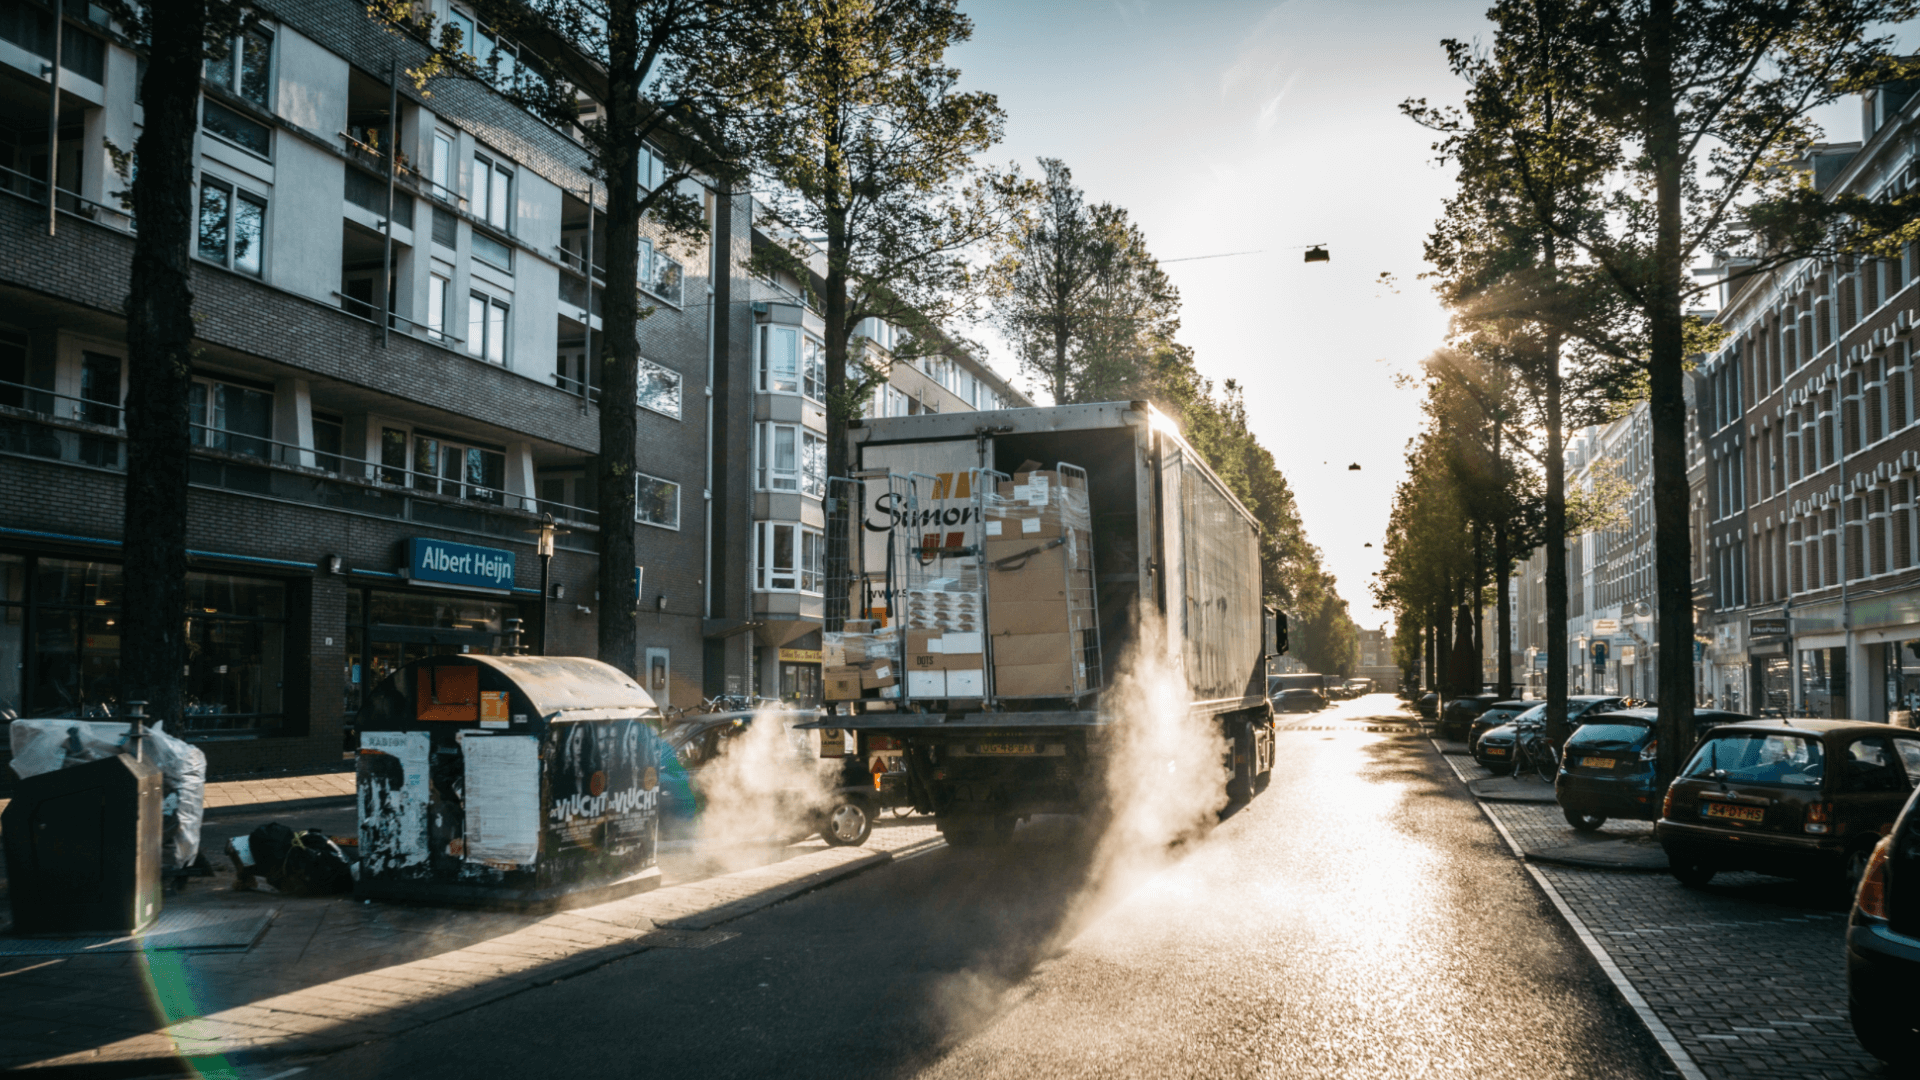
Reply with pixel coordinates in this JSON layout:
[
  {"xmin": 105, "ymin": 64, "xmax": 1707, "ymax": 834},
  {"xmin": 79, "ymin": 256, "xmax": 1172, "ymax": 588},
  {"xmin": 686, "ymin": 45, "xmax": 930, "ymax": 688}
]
[{"xmin": 322, "ymin": 695, "xmax": 1669, "ymax": 1079}]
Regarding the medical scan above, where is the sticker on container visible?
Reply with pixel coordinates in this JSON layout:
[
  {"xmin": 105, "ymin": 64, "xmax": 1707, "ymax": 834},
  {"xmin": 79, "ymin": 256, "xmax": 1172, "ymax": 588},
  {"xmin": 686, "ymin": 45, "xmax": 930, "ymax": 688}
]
[
  {"xmin": 985, "ymin": 520, "xmax": 1003, "ymax": 536},
  {"xmin": 460, "ymin": 734, "xmax": 540, "ymax": 865},
  {"xmin": 1027, "ymin": 475, "xmax": 1049, "ymax": 506},
  {"xmin": 1022, "ymin": 518, "xmax": 1041, "ymax": 534},
  {"xmin": 873, "ymin": 665, "xmax": 892, "ymax": 679}
]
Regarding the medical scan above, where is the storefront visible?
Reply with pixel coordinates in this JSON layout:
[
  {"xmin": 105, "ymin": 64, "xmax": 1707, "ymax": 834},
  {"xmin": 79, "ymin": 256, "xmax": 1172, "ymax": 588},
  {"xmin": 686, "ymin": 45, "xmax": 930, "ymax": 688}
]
[
  {"xmin": 1880, "ymin": 640, "xmax": 1920, "ymax": 727},
  {"xmin": 342, "ymin": 539, "xmax": 526, "ymax": 738},
  {"xmin": 1798, "ymin": 646, "xmax": 1848, "ymax": 718},
  {"xmin": 0, "ymin": 551, "xmax": 291, "ymax": 736},
  {"xmin": 777, "ymin": 645, "xmax": 821, "ymax": 705}
]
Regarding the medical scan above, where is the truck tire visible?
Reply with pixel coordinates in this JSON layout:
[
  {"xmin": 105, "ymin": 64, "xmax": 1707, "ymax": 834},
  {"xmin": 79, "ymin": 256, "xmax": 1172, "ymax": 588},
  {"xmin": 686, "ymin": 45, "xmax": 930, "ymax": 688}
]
[{"xmin": 1227, "ymin": 727, "xmax": 1256, "ymax": 802}]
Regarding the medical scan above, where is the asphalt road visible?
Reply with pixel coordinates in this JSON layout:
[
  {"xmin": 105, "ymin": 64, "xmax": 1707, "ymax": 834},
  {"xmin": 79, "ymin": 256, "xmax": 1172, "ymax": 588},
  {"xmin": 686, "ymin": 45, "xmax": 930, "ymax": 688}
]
[{"xmin": 321, "ymin": 694, "xmax": 1670, "ymax": 1079}]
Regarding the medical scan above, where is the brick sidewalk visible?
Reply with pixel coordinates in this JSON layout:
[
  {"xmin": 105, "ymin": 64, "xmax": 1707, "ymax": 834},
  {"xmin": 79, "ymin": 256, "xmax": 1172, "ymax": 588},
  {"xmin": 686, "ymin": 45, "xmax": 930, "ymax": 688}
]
[
  {"xmin": 0, "ymin": 816, "xmax": 941, "ymax": 1071},
  {"xmin": 1430, "ymin": 734, "xmax": 1881, "ymax": 1080}
]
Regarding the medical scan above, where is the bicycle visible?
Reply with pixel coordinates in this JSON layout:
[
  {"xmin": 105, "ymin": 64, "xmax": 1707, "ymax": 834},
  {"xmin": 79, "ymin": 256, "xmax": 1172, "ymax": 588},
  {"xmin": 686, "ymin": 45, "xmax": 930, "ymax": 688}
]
[{"xmin": 1507, "ymin": 718, "xmax": 1559, "ymax": 783}]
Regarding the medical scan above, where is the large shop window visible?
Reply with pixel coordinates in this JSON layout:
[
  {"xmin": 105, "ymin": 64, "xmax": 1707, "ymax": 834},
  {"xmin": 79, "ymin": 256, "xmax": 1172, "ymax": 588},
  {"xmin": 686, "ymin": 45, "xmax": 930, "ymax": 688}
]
[
  {"xmin": 755, "ymin": 522, "xmax": 822, "ymax": 593},
  {"xmin": 0, "ymin": 555, "xmax": 288, "ymax": 736},
  {"xmin": 344, "ymin": 588, "xmax": 521, "ymax": 720}
]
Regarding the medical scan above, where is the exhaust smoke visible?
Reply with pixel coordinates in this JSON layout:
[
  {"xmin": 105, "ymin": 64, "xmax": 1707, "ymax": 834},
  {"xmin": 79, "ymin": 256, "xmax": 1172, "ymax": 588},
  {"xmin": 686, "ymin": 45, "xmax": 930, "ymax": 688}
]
[{"xmin": 686, "ymin": 708, "xmax": 837, "ymax": 870}]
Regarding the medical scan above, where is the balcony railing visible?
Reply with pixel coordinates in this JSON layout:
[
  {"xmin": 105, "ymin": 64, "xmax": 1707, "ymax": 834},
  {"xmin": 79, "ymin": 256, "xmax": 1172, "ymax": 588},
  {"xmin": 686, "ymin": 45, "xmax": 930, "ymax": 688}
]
[
  {"xmin": 0, "ymin": 162, "xmax": 133, "ymax": 232},
  {"xmin": 0, "ymin": 385, "xmax": 601, "ymax": 547}
]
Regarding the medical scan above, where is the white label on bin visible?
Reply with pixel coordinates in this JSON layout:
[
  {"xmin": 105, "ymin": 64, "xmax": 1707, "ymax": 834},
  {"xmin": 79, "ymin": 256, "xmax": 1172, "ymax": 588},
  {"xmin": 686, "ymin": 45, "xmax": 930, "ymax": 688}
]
[{"xmin": 460, "ymin": 735, "xmax": 540, "ymax": 865}]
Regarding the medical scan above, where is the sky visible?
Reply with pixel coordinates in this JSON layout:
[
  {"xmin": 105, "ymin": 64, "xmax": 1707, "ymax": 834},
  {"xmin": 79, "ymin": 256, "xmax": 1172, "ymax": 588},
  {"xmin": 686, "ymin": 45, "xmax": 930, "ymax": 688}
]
[{"xmin": 947, "ymin": 0, "xmax": 1500, "ymax": 630}]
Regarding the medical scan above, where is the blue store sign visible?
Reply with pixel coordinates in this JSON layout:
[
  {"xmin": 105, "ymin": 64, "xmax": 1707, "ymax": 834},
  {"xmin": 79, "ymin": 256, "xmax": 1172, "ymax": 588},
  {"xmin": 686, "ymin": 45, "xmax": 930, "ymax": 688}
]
[{"xmin": 408, "ymin": 538, "xmax": 515, "ymax": 591}]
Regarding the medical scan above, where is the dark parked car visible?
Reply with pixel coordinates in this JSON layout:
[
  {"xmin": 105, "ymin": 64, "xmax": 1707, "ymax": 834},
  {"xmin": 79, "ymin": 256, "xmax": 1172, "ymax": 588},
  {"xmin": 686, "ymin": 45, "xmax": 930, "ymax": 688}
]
[
  {"xmin": 1473, "ymin": 696, "xmax": 1625, "ymax": 772},
  {"xmin": 1438, "ymin": 694, "xmax": 1502, "ymax": 741},
  {"xmin": 1414, "ymin": 692, "xmax": 1439, "ymax": 720},
  {"xmin": 1464, "ymin": 700, "xmax": 1536, "ymax": 753},
  {"xmin": 1657, "ymin": 720, "xmax": 1920, "ymax": 894},
  {"xmin": 1555, "ymin": 707, "xmax": 1747, "ymax": 830},
  {"xmin": 1846, "ymin": 781, "xmax": 1920, "ymax": 1062},
  {"xmin": 1273, "ymin": 688, "xmax": 1328, "ymax": 714}
]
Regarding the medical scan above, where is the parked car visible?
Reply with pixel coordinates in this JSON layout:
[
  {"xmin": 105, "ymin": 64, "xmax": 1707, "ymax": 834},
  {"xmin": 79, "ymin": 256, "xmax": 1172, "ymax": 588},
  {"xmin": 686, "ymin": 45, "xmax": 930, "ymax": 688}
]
[
  {"xmin": 1415, "ymin": 692, "xmax": 1439, "ymax": 720},
  {"xmin": 1438, "ymin": 694, "xmax": 1502, "ymax": 741},
  {"xmin": 1343, "ymin": 678, "xmax": 1374, "ymax": 697},
  {"xmin": 1273, "ymin": 688, "xmax": 1328, "ymax": 714},
  {"xmin": 1657, "ymin": 720, "xmax": 1920, "ymax": 895},
  {"xmin": 1473, "ymin": 696, "xmax": 1625, "ymax": 772},
  {"xmin": 657, "ymin": 710, "xmax": 877, "ymax": 846},
  {"xmin": 1846, "ymin": 781, "xmax": 1920, "ymax": 1062},
  {"xmin": 1464, "ymin": 700, "xmax": 1536, "ymax": 753},
  {"xmin": 1555, "ymin": 707, "xmax": 1747, "ymax": 830}
]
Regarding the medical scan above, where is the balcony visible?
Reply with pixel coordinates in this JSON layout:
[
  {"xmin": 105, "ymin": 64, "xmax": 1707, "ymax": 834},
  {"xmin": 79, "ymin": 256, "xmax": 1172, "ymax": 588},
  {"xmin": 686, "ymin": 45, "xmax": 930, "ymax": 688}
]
[{"xmin": 0, "ymin": 382, "xmax": 601, "ymax": 551}]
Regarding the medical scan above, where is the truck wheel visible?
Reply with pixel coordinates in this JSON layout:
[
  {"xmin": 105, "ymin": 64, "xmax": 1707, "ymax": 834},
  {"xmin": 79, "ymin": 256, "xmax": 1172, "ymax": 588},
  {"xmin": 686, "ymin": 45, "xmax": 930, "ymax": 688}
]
[
  {"xmin": 939, "ymin": 818, "xmax": 989, "ymax": 849},
  {"xmin": 821, "ymin": 799, "xmax": 872, "ymax": 847},
  {"xmin": 1227, "ymin": 729, "xmax": 1256, "ymax": 801}
]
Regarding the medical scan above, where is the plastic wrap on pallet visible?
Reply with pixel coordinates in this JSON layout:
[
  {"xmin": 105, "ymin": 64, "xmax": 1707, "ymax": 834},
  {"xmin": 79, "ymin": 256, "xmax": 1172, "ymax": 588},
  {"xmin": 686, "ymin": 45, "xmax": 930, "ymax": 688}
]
[
  {"xmin": 983, "ymin": 470, "xmax": 1091, "ymax": 540},
  {"xmin": 8, "ymin": 718, "xmax": 208, "ymax": 870}
]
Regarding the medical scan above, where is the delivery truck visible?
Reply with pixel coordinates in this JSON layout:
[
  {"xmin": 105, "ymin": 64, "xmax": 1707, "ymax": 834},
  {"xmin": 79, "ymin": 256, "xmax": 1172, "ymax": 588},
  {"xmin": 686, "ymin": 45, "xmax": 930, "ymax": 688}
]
[{"xmin": 816, "ymin": 401, "xmax": 1281, "ymax": 846}]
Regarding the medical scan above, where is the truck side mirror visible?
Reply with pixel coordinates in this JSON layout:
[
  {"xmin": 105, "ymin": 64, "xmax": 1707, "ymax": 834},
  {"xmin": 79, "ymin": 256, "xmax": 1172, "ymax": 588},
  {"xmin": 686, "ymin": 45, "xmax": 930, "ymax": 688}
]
[{"xmin": 1274, "ymin": 611, "xmax": 1290, "ymax": 656}]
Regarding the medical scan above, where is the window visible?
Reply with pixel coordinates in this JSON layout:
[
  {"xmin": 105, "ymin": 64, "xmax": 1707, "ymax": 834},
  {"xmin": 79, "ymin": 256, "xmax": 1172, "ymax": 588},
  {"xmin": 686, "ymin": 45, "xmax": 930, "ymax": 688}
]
[
  {"xmin": 190, "ymin": 378, "xmax": 272, "ymax": 458},
  {"xmin": 638, "ymin": 358, "xmax": 681, "ymax": 419},
  {"xmin": 645, "ymin": 247, "xmax": 682, "ymax": 306},
  {"xmin": 431, "ymin": 131, "xmax": 456, "ymax": 203},
  {"xmin": 467, "ymin": 292, "xmax": 509, "ymax": 363},
  {"xmin": 801, "ymin": 428, "xmax": 825, "ymax": 496},
  {"xmin": 802, "ymin": 335, "xmax": 824, "ymax": 399},
  {"xmin": 472, "ymin": 152, "xmax": 512, "ymax": 231},
  {"xmin": 636, "ymin": 472, "xmax": 679, "ymax": 529},
  {"xmin": 196, "ymin": 177, "xmax": 265, "ymax": 274},
  {"xmin": 182, "ymin": 571, "xmax": 287, "ymax": 733},
  {"xmin": 471, "ymin": 230, "xmax": 513, "ymax": 272},
  {"xmin": 431, "ymin": 206, "xmax": 457, "ymax": 248},
  {"xmin": 756, "ymin": 522, "xmax": 823, "ymax": 593},
  {"xmin": 427, "ymin": 273, "xmax": 450, "ymax": 341},
  {"xmin": 202, "ymin": 99, "xmax": 270, "ymax": 157},
  {"xmin": 313, "ymin": 411, "xmax": 344, "ymax": 473},
  {"xmin": 760, "ymin": 325, "xmax": 799, "ymax": 393},
  {"xmin": 409, "ymin": 430, "xmax": 505, "ymax": 503},
  {"xmin": 206, "ymin": 26, "xmax": 272, "ymax": 106},
  {"xmin": 756, "ymin": 422, "xmax": 823, "ymax": 494}
]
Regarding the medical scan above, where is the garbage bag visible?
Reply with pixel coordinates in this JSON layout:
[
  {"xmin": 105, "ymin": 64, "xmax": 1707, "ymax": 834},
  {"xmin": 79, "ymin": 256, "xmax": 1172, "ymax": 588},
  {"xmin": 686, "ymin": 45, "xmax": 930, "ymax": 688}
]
[
  {"xmin": 8, "ymin": 718, "xmax": 209, "ymax": 871},
  {"xmin": 245, "ymin": 823, "xmax": 353, "ymax": 896}
]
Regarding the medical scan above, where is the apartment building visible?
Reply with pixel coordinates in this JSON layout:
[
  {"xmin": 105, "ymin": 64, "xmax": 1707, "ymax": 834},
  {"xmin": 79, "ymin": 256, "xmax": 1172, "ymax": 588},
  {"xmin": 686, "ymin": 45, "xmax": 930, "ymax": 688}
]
[
  {"xmin": 0, "ymin": 0, "xmax": 742, "ymax": 771},
  {"xmin": 740, "ymin": 222, "xmax": 1030, "ymax": 702},
  {"xmin": 1697, "ymin": 79, "xmax": 1920, "ymax": 725}
]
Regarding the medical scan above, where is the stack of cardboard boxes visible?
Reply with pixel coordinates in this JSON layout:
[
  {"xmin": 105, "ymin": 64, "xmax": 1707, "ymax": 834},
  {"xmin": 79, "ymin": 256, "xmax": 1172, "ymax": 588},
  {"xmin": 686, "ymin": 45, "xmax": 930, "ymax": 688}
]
[
  {"xmin": 902, "ymin": 574, "xmax": 986, "ymax": 697},
  {"xmin": 985, "ymin": 468, "xmax": 1097, "ymax": 698},
  {"xmin": 822, "ymin": 622, "xmax": 898, "ymax": 701}
]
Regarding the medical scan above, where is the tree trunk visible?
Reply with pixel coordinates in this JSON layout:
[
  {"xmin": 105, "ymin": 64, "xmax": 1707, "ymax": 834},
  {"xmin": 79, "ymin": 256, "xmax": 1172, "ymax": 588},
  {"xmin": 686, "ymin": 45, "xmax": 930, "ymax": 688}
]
[
  {"xmin": 120, "ymin": 0, "xmax": 205, "ymax": 732},
  {"xmin": 1425, "ymin": 618, "xmax": 1437, "ymax": 692},
  {"xmin": 1644, "ymin": 0, "xmax": 1695, "ymax": 786},
  {"xmin": 1496, "ymin": 513, "xmax": 1512, "ymax": 700},
  {"xmin": 1436, "ymin": 595, "xmax": 1454, "ymax": 696},
  {"xmin": 1472, "ymin": 523, "xmax": 1486, "ymax": 692},
  {"xmin": 1544, "ymin": 334, "xmax": 1570, "ymax": 741},
  {"xmin": 596, "ymin": 0, "xmax": 642, "ymax": 676}
]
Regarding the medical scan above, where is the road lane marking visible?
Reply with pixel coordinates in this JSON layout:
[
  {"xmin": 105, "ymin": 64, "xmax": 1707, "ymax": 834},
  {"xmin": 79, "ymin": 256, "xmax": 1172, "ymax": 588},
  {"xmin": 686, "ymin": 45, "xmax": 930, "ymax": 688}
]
[{"xmin": 1430, "ymin": 739, "xmax": 1710, "ymax": 1080}]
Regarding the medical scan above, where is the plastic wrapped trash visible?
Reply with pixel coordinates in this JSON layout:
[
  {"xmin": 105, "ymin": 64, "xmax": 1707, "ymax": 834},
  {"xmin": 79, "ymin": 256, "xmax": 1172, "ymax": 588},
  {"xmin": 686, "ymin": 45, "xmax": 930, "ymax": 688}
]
[
  {"xmin": 236, "ymin": 823, "xmax": 353, "ymax": 895},
  {"xmin": 9, "ymin": 718, "xmax": 208, "ymax": 871}
]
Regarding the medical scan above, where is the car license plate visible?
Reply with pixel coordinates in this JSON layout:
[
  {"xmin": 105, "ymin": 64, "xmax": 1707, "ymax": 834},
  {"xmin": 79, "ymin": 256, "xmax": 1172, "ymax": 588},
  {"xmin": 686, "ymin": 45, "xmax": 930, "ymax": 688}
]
[
  {"xmin": 975, "ymin": 743, "xmax": 1035, "ymax": 755},
  {"xmin": 1701, "ymin": 802, "xmax": 1764, "ymax": 823},
  {"xmin": 1486, "ymin": 747, "xmax": 1507, "ymax": 757},
  {"xmin": 1579, "ymin": 756, "xmax": 1616, "ymax": 769}
]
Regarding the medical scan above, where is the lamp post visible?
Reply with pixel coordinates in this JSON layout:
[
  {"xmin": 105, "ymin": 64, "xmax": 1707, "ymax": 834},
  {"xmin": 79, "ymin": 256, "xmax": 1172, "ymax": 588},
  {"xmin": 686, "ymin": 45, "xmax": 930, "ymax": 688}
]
[{"xmin": 537, "ymin": 513, "xmax": 556, "ymax": 656}]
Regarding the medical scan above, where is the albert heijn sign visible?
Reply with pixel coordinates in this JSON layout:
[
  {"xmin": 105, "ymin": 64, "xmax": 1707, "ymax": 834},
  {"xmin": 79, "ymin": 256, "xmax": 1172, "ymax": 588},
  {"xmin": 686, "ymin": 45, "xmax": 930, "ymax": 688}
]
[{"xmin": 406, "ymin": 537, "xmax": 516, "ymax": 593}]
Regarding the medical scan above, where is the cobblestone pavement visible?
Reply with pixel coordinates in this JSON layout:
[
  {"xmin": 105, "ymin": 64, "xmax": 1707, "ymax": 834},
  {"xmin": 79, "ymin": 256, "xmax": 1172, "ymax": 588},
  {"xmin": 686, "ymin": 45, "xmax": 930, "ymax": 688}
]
[
  {"xmin": 1429, "ymin": 730, "xmax": 1882, "ymax": 1080},
  {"xmin": 0, "ymin": 815, "xmax": 941, "ymax": 1071}
]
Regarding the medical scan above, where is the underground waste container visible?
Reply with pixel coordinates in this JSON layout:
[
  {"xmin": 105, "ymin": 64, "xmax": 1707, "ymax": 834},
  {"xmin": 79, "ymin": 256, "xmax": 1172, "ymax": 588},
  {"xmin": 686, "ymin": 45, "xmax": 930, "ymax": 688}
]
[{"xmin": 355, "ymin": 655, "xmax": 665, "ymax": 907}]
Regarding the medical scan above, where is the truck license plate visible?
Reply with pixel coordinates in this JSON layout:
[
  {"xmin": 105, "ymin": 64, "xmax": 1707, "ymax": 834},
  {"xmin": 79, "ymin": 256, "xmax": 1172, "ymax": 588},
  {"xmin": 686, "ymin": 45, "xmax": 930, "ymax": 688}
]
[{"xmin": 975, "ymin": 743, "xmax": 1035, "ymax": 755}]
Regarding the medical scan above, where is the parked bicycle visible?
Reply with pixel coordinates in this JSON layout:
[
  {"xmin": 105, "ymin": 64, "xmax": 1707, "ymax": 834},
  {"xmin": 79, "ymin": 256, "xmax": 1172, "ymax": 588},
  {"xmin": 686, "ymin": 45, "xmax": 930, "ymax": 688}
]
[{"xmin": 1507, "ymin": 717, "xmax": 1559, "ymax": 783}]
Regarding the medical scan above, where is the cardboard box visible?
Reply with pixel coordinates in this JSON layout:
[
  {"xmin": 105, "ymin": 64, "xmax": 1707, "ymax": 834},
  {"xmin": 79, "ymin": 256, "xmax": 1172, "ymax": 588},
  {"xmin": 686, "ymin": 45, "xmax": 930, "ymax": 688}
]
[
  {"xmin": 991, "ymin": 631, "xmax": 1076, "ymax": 668},
  {"xmin": 906, "ymin": 670, "xmax": 947, "ymax": 698},
  {"xmin": 860, "ymin": 663, "xmax": 897, "ymax": 689},
  {"xmin": 946, "ymin": 669, "xmax": 986, "ymax": 697},
  {"xmin": 825, "ymin": 672, "xmax": 862, "ymax": 701},
  {"xmin": 994, "ymin": 662, "xmax": 1082, "ymax": 698},
  {"xmin": 987, "ymin": 599, "xmax": 1094, "ymax": 636}
]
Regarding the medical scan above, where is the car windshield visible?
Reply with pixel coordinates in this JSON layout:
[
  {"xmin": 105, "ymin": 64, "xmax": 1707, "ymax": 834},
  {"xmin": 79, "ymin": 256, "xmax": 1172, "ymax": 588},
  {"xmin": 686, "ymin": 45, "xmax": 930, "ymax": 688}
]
[
  {"xmin": 1508, "ymin": 704, "xmax": 1547, "ymax": 724},
  {"xmin": 1683, "ymin": 733, "xmax": 1824, "ymax": 786},
  {"xmin": 1566, "ymin": 720, "xmax": 1652, "ymax": 748}
]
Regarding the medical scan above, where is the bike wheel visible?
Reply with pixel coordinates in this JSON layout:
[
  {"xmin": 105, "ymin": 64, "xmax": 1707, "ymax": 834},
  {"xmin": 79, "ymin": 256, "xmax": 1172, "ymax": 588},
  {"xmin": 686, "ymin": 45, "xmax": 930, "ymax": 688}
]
[{"xmin": 1534, "ymin": 742, "xmax": 1559, "ymax": 783}]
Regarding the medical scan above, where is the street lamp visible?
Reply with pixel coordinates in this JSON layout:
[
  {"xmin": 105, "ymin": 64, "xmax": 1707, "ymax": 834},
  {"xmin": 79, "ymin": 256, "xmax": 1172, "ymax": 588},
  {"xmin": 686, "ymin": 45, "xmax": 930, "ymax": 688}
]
[{"xmin": 532, "ymin": 513, "xmax": 564, "ymax": 656}]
